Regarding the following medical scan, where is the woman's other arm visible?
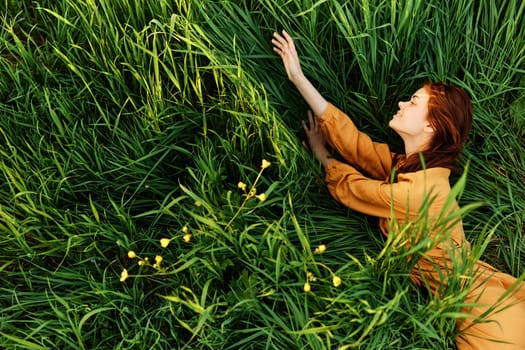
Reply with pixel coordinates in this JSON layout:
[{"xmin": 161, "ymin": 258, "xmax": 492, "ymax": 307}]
[{"xmin": 272, "ymin": 30, "xmax": 328, "ymax": 117}]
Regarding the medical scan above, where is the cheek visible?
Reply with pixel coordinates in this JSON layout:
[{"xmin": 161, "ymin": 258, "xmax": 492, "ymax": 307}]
[
  {"xmin": 413, "ymin": 109, "xmax": 429, "ymax": 123},
  {"xmin": 418, "ymin": 106, "xmax": 430, "ymax": 119}
]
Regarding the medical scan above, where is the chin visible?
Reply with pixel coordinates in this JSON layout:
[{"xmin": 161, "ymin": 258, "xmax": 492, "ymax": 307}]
[
  {"xmin": 388, "ymin": 123, "xmax": 401, "ymax": 136},
  {"xmin": 388, "ymin": 120, "xmax": 395, "ymax": 129}
]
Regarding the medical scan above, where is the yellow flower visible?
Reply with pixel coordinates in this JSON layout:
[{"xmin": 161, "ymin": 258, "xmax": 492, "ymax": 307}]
[
  {"xmin": 261, "ymin": 159, "xmax": 271, "ymax": 169},
  {"xmin": 314, "ymin": 244, "xmax": 327, "ymax": 254},
  {"xmin": 153, "ymin": 255, "xmax": 163, "ymax": 269},
  {"xmin": 332, "ymin": 275, "xmax": 342, "ymax": 287},
  {"xmin": 160, "ymin": 238, "xmax": 171, "ymax": 248},
  {"xmin": 119, "ymin": 269, "xmax": 129, "ymax": 282},
  {"xmin": 182, "ymin": 225, "xmax": 189, "ymax": 234},
  {"xmin": 303, "ymin": 282, "xmax": 311, "ymax": 293},
  {"xmin": 183, "ymin": 233, "xmax": 192, "ymax": 243},
  {"xmin": 138, "ymin": 260, "xmax": 145, "ymax": 266},
  {"xmin": 255, "ymin": 193, "xmax": 266, "ymax": 202},
  {"xmin": 306, "ymin": 271, "xmax": 317, "ymax": 282},
  {"xmin": 237, "ymin": 181, "xmax": 247, "ymax": 192},
  {"xmin": 127, "ymin": 250, "xmax": 137, "ymax": 259}
]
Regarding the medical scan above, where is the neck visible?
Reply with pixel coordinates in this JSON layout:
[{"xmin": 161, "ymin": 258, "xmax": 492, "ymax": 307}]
[{"xmin": 403, "ymin": 135, "xmax": 431, "ymax": 157}]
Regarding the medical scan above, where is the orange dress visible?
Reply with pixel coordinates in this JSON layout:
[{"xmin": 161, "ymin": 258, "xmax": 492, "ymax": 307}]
[{"xmin": 317, "ymin": 103, "xmax": 525, "ymax": 349}]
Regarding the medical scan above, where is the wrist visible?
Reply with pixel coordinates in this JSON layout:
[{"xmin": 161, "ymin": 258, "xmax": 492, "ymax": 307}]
[
  {"xmin": 290, "ymin": 71, "xmax": 307, "ymax": 86},
  {"xmin": 314, "ymin": 148, "xmax": 333, "ymax": 167},
  {"xmin": 320, "ymin": 154, "xmax": 334, "ymax": 167}
]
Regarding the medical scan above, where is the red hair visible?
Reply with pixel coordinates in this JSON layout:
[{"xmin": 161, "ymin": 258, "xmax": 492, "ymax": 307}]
[{"xmin": 394, "ymin": 82, "xmax": 473, "ymax": 173}]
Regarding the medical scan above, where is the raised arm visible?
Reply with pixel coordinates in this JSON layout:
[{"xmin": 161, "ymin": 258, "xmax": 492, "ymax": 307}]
[{"xmin": 272, "ymin": 30, "xmax": 328, "ymax": 117}]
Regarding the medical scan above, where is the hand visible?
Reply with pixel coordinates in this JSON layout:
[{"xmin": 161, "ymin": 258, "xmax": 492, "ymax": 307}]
[
  {"xmin": 302, "ymin": 110, "xmax": 333, "ymax": 166},
  {"xmin": 272, "ymin": 30, "xmax": 304, "ymax": 83}
]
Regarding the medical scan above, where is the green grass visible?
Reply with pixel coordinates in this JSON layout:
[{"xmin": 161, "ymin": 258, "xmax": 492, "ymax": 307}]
[{"xmin": 1, "ymin": 0, "xmax": 524, "ymax": 349}]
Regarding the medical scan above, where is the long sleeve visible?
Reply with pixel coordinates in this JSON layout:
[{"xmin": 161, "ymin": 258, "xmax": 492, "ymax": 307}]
[
  {"xmin": 324, "ymin": 161, "xmax": 454, "ymax": 224},
  {"xmin": 318, "ymin": 103, "xmax": 525, "ymax": 349},
  {"xmin": 324, "ymin": 160, "xmax": 412, "ymax": 220},
  {"xmin": 318, "ymin": 103, "xmax": 393, "ymax": 180}
]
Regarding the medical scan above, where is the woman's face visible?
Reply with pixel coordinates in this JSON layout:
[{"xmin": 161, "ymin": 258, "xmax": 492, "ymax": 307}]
[{"xmin": 389, "ymin": 87, "xmax": 434, "ymax": 138}]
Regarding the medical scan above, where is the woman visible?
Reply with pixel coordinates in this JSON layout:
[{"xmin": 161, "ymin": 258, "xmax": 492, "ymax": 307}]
[{"xmin": 272, "ymin": 30, "xmax": 525, "ymax": 349}]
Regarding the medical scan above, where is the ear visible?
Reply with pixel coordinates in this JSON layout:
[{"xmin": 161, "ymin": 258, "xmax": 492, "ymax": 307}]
[{"xmin": 424, "ymin": 123, "xmax": 435, "ymax": 133}]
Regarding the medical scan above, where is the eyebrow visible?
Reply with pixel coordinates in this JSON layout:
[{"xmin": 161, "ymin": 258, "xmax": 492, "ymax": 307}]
[{"xmin": 411, "ymin": 93, "xmax": 429, "ymax": 100}]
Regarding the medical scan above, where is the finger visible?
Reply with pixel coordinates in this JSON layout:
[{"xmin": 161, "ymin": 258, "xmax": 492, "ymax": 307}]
[
  {"xmin": 271, "ymin": 38, "xmax": 288, "ymax": 55},
  {"xmin": 301, "ymin": 140, "xmax": 309, "ymax": 150},
  {"xmin": 271, "ymin": 37, "xmax": 283, "ymax": 49},
  {"xmin": 282, "ymin": 30, "xmax": 295, "ymax": 49},
  {"xmin": 282, "ymin": 30, "xmax": 291, "ymax": 42},
  {"xmin": 307, "ymin": 110, "xmax": 316, "ymax": 129},
  {"xmin": 301, "ymin": 119, "xmax": 309, "ymax": 133},
  {"xmin": 272, "ymin": 32, "xmax": 286, "ymax": 45}
]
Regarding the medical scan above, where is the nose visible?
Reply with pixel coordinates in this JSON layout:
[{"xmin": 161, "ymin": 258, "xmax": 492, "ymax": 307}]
[{"xmin": 398, "ymin": 101, "xmax": 408, "ymax": 109}]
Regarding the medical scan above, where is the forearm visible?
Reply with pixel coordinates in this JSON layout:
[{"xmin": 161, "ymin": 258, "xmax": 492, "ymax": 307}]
[
  {"xmin": 318, "ymin": 104, "xmax": 393, "ymax": 179},
  {"xmin": 291, "ymin": 74, "xmax": 328, "ymax": 117}
]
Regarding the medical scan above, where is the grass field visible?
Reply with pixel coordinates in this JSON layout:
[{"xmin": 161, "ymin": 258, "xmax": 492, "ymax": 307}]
[{"xmin": 1, "ymin": 0, "xmax": 524, "ymax": 349}]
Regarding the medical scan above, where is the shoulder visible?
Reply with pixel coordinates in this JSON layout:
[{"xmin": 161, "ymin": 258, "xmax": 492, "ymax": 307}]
[
  {"xmin": 382, "ymin": 167, "xmax": 452, "ymax": 216},
  {"xmin": 389, "ymin": 167, "xmax": 452, "ymax": 201},
  {"xmin": 396, "ymin": 167, "xmax": 451, "ymax": 184}
]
